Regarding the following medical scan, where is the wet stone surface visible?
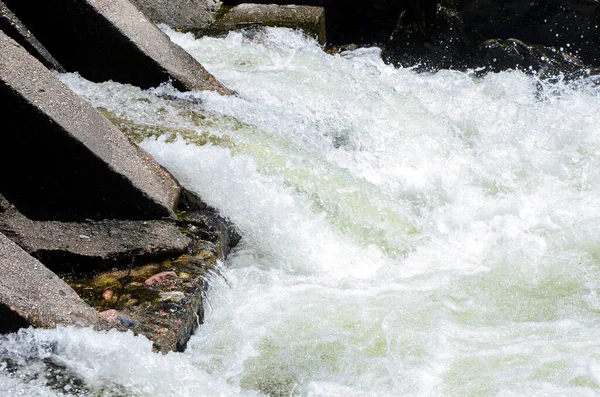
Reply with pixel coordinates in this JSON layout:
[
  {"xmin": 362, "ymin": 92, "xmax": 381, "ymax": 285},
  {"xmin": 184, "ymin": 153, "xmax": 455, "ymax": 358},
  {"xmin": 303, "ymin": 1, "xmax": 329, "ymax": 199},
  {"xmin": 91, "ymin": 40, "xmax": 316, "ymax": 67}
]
[{"xmin": 66, "ymin": 230, "xmax": 224, "ymax": 353}]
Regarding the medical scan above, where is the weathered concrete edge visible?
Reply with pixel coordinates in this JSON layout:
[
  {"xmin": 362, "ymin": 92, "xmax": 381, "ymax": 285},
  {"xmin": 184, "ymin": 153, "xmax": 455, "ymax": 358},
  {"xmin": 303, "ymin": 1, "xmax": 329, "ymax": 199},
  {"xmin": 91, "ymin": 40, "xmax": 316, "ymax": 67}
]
[
  {"xmin": 0, "ymin": 31, "xmax": 181, "ymax": 218},
  {"xmin": 0, "ymin": 232, "xmax": 100, "ymax": 330},
  {"xmin": 0, "ymin": 0, "xmax": 65, "ymax": 72},
  {"xmin": 96, "ymin": 0, "xmax": 232, "ymax": 94}
]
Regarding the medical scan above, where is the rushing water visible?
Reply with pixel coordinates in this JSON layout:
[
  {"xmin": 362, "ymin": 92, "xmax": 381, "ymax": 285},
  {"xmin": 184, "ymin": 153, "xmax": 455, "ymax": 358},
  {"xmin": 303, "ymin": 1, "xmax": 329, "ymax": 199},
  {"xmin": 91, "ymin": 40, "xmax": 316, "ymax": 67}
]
[{"xmin": 3, "ymin": 27, "xmax": 600, "ymax": 396}]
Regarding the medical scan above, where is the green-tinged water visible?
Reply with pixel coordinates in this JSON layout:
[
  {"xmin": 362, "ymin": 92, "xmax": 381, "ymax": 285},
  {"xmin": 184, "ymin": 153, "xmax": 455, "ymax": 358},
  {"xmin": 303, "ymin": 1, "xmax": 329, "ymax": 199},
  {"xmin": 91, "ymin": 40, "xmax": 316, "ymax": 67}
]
[{"xmin": 2, "ymin": 27, "xmax": 600, "ymax": 396}]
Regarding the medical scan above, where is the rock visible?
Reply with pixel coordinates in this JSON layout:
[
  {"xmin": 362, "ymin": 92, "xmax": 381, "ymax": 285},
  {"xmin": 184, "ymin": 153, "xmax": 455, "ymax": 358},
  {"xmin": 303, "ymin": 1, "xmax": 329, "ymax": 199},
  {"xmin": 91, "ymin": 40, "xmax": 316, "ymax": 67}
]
[
  {"xmin": 178, "ymin": 188, "xmax": 241, "ymax": 258},
  {"xmin": 0, "ymin": 1, "xmax": 64, "ymax": 72},
  {"xmin": 221, "ymin": 0, "xmax": 401, "ymax": 45},
  {"xmin": 102, "ymin": 290, "xmax": 113, "ymax": 301},
  {"xmin": 2, "ymin": 0, "xmax": 230, "ymax": 93},
  {"xmin": 203, "ymin": 4, "xmax": 326, "ymax": 45},
  {"xmin": 461, "ymin": 0, "xmax": 600, "ymax": 67},
  {"xmin": 476, "ymin": 38, "xmax": 589, "ymax": 79},
  {"xmin": 144, "ymin": 271, "xmax": 179, "ymax": 287},
  {"xmin": 99, "ymin": 309, "xmax": 119, "ymax": 322},
  {"xmin": 72, "ymin": 249, "xmax": 213, "ymax": 353},
  {"xmin": 0, "ymin": 232, "xmax": 100, "ymax": 332},
  {"xmin": 118, "ymin": 316, "xmax": 138, "ymax": 328},
  {"xmin": 382, "ymin": 0, "xmax": 475, "ymax": 71},
  {"xmin": 0, "ymin": 201, "xmax": 191, "ymax": 271},
  {"xmin": 0, "ymin": 32, "xmax": 182, "ymax": 221},
  {"xmin": 381, "ymin": 0, "xmax": 600, "ymax": 73},
  {"xmin": 159, "ymin": 291, "xmax": 186, "ymax": 303},
  {"xmin": 129, "ymin": 0, "xmax": 220, "ymax": 31}
]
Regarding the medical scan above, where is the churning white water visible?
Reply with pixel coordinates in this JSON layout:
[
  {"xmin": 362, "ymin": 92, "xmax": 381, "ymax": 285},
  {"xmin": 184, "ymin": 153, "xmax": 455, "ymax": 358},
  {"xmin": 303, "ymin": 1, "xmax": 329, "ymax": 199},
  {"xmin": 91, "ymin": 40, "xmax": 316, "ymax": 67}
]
[{"xmin": 2, "ymin": 27, "xmax": 600, "ymax": 396}]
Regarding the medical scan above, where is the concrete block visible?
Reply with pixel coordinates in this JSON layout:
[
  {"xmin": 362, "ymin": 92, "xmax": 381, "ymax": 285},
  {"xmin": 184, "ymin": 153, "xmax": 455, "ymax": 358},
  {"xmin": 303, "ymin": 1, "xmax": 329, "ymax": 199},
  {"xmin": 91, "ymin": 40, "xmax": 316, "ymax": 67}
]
[
  {"xmin": 0, "ymin": 32, "xmax": 181, "ymax": 221},
  {"xmin": 3, "ymin": 0, "xmax": 230, "ymax": 93},
  {"xmin": 0, "ymin": 1, "xmax": 65, "ymax": 72},
  {"xmin": 0, "ymin": 198, "xmax": 191, "ymax": 271},
  {"xmin": 0, "ymin": 232, "xmax": 100, "ymax": 331}
]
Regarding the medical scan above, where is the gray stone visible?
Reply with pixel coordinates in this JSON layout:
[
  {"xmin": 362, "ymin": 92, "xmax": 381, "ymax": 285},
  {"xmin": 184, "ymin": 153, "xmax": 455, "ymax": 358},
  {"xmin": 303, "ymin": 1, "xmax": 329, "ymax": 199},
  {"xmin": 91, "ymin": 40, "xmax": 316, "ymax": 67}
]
[
  {"xmin": 204, "ymin": 4, "xmax": 326, "ymax": 45},
  {"xmin": 0, "ymin": 1, "xmax": 65, "ymax": 72},
  {"xmin": 0, "ymin": 32, "xmax": 181, "ymax": 221},
  {"xmin": 0, "ymin": 199, "xmax": 191, "ymax": 270},
  {"xmin": 129, "ymin": 0, "xmax": 220, "ymax": 31},
  {"xmin": 0, "ymin": 232, "xmax": 100, "ymax": 331},
  {"xmin": 3, "ymin": 0, "xmax": 230, "ymax": 94}
]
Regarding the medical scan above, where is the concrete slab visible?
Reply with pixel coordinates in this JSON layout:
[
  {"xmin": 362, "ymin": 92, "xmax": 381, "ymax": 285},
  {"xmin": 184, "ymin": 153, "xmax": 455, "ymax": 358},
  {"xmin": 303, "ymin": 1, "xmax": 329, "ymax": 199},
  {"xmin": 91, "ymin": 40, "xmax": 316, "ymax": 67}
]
[
  {"xmin": 0, "ymin": 232, "xmax": 100, "ymax": 331},
  {"xmin": 0, "ymin": 198, "xmax": 191, "ymax": 271},
  {"xmin": 0, "ymin": 1, "xmax": 65, "ymax": 72},
  {"xmin": 0, "ymin": 32, "xmax": 181, "ymax": 221},
  {"xmin": 2, "ymin": 0, "xmax": 230, "ymax": 93}
]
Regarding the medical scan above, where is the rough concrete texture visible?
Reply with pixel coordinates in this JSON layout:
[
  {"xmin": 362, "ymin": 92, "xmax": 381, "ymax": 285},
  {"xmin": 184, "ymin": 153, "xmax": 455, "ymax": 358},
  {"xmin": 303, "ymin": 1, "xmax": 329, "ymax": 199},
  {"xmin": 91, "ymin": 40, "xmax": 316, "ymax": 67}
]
[
  {"xmin": 205, "ymin": 4, "xmax": 326, "ymax": 45},
  {"xmin": 0, "ymin": 232, "xmax": 100, "ymax": 331},
  {"xmin": 0, "ymin": 1, "xmax": 65, "ymax": 72},
  {"xmin": 0, "ymin": 198, "xmax": 191, "ymax": 271},
  {"xmin": 2, "ymin": 0, "xmax": 230, "ymax": 94},
  {"xmin": 0, "ymin": 32, "xmax": 181, "ymax": 221},
  {"xmin": 130, "ymin": 0, "xmax": 220, "ymax": 31}
]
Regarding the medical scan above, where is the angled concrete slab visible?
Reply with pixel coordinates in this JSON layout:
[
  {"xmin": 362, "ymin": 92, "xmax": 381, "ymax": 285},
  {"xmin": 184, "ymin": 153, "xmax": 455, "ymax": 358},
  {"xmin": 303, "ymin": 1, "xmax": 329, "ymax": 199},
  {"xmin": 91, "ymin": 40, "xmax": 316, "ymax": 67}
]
[
  {"xmin": 3, "ymin": 0, "xmax": 230, "ymax": 94},
  {"xmin": 0, "ymin": 232, "xmax": 100, "ymax": 331},
  {"xmin": 0, "ymin": 32, "xmax": 181, "ymax": 221},
  {"xmin": 0, "ymin": 198, "xmax": 191, "ymax": 271},
  {"xmin": 0, "ymin": 1, "xmax": 65, "ymax": 72}
]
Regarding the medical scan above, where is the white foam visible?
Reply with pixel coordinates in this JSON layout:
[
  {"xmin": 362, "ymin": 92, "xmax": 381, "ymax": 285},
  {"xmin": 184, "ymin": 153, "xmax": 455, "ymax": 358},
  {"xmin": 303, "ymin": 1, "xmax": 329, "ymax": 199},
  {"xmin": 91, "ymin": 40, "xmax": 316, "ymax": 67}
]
[{"xmin": 5, "ymin": 27, "xmax": 599, "ymax": 396}]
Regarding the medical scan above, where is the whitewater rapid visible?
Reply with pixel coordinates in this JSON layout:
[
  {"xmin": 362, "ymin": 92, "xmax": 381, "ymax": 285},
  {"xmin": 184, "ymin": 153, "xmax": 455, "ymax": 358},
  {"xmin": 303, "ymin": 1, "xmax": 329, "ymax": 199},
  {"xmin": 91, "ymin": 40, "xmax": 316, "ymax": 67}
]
[{"xmin": 2, "ymin": 27, "xmax": 600, "ymax": 396}]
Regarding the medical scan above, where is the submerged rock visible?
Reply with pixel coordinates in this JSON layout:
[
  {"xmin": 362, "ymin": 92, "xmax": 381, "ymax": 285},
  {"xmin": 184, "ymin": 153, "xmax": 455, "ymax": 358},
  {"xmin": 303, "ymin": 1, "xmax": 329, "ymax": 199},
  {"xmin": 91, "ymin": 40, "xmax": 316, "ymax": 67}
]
[{"xmin": 476, "ymin": 38, "xmax": 590, "ymax": 79}]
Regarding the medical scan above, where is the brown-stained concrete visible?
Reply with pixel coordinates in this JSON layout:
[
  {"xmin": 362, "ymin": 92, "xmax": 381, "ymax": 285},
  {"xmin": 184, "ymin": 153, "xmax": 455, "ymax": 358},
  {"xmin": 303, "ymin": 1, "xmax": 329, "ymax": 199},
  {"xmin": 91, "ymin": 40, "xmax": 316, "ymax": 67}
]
[
  {"xmin": 2, "ymin": 0, "xmax": 230, "ymax": 94},
  {"xmin": 204, "ymin": 4, "xmax": 326, "ymax": 45},
  {"xmin": 0, "ymin": 232, "xmax": 101, "ymax": 331},
  {"xmin": 0, "ymin": 32, "xmax": 181, "ymax": 221}
]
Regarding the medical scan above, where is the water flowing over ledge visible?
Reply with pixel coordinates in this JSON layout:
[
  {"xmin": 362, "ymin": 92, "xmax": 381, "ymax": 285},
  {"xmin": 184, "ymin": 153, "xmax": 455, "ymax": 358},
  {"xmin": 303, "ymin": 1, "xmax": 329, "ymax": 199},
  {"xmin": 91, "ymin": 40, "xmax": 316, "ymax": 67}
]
[{"xmin": 2, "ymin": 27, "xmax": 600, "ymax": 396}]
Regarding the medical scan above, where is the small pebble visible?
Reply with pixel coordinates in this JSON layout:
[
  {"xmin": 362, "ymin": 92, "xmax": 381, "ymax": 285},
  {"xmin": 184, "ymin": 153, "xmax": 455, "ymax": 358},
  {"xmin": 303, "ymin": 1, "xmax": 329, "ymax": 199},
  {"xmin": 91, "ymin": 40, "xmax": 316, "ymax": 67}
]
[
  {"xmin": 102, "ymin": 289, "xmax": 113, "ymax": 300},
  {"xmin": 99, "ymin": 309, "xmax": 119, "ymax": 322},
  {"xmin": 119, "ymin": 316, "xmax": 137, "ymax": 328},
  {"xmin": 144, "ymin": 271, "xmax": 178, "ymax": 287},
  {"xmin": 159, "ymin": 291, "xmax": 185, "ymax": 303}
]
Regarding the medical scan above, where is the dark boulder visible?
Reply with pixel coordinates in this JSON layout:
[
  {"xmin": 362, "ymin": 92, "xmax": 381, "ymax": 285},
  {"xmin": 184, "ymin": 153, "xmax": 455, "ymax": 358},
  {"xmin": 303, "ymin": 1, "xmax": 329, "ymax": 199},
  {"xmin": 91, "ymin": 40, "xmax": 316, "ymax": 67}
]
[
  {"xmin": 476, "ymin": 38, "xmax": 590, "ymax": 79},
  {"xmin": 383, "ymin": 1, "xmax": 473, "ymax": 70},
  {"xmin": 2, "ymin": 0, "xmax": 230, "ymax": 93},
  {"xmin": 461, "ymin": 0, "xmax": 600, "ymax": 67},
  {"xmin": 381, "ymin": 0, "xmax": 600, "ymax": 74}
]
